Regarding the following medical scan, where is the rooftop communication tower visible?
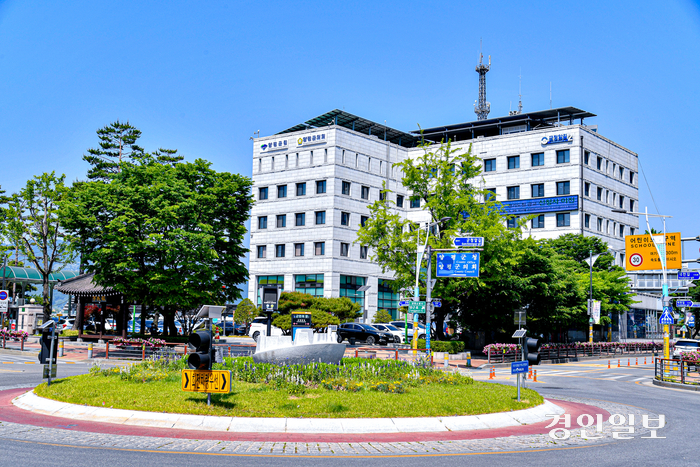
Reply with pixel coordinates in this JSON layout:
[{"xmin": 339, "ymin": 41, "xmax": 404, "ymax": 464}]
[{"xmin": 474, "ymin": 45, "xmax": 491, "ymax": 121}]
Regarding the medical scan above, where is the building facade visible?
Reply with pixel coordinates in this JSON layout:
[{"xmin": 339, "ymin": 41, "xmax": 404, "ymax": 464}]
[{"xmin": 248, "ymin": 108, "xmax": 640, "ymax": 322}]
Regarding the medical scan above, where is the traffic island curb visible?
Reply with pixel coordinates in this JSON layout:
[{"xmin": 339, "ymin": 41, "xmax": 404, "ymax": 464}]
[{"xmin": 652, "ymin": 378, "xmax": 700, "ymax": 392}]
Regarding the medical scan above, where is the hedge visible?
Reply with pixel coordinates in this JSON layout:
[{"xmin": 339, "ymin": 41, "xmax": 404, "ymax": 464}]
[{"xmin": 417, "ymin": 339, "xmax": 465, "ymax": 354}]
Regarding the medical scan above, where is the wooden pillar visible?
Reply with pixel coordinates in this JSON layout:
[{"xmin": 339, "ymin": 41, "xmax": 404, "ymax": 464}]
[
  {"xmin": 99, "ymin": 302, "xmax": 105, "ymax": 339},
  {"xmin": 77, "ymin": 296, "xmax": 84, "ymax": 334}
]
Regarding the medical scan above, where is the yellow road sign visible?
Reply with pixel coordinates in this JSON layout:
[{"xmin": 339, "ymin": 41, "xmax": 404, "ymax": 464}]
[
  {"xmin": 181, "ymin": 369, "xmax": 231, "ymax": 393},
  {"xmin": 624, "ymin": 232, "xmax": 682, "ymax": 271}
]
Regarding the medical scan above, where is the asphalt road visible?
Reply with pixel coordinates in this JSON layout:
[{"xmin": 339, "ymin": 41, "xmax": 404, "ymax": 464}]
[{"xmin": 0, "ymin": 352, "xmax": 697, "ymax": 466}]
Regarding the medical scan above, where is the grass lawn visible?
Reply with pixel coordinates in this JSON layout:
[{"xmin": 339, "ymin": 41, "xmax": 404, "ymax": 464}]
[{"xmin": 35, "ymin": 374, "xmax": 543, "ymax": 418}]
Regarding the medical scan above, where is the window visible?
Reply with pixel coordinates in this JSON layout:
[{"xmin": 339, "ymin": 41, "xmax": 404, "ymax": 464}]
[
  {"xmin": 315, "ymin": 242, "xmax": 325, "ymax": 256},
  {"xmin": 556, "ymin": 149, "xmax": 570, "ymax": 164},
  {"xmin": 532, "ymin": 215, "xmax": 545, "ymax": 229},
  {"xmin": 360, "ymin": 216, "xmax": 368, "ymax": 227},
  {"xmin": 606, "ymin": 190, "xmax": 609, "ymax": 204},
  {"xmin": 296, "ymin": 153, "xmax": 299, "ymax": 167},
  {"xmin": 360, "ymin": 246, "xmax": 368, "ymax": 259},
  {"xmin": 361, "ymin": 186, "xmax": 370, "ymax": 200},
  {"xmin": 295, "ymin": 213, "xmax": 305, "ymax": 226},
  {"xmin": 310, "ymin": 151, "xmax": 313, "ymax": 165},
  {"xmin": 597, "ymin": 187, "xmax": 603, "ymax": 201},
  {"xmin": 316, "ymin": 180, "xmax": 326, "ymax": 194},
  {"xmin": 315, "ymin": 211, "xmax": 326, "ymax": 225},
  {"xmin": 256, "ymin": 275, "xmax": 284, "ymax": 305},
  {"xmin": 485, "ymin": 188, "xmax": 496, "ymax": 200},
  {"xmin": 585, "ymin": 214, "xmax": 590, "ymax": 228},
  {"xmin": 556, "ymin": 181, "xmax": 570, "ymax": 195},
  {"xmin": 258, "ymin": 187, "xmax": 268, "ymax": 200},
  {"xmin": 340, "ymin": 243, "xmax": 349, "ymax": 257},
  {"xmin": 631, "ymin": 227, "xmax": 636, "ymax": 235},
  {"xmin": 324, "ymin": 149, "xmax": 328, "ymax": 164},
  {"xmin": 597, "ymin": 157, "xmax": 603, "ymax": 170},
  {"xmin": 484, "ymin": 158, "xmax": 496, "ymax": 172},
  {"xmin": 341, "ymin": 150, "xmax": 346, "ymax": 165},
  {"xmin": 285, "ymin": 154, "xmax": 288, "ymax": 168},
  {"xmin": 606, "ymin": 160, "xmax": 609, "ymax": 173},
  {"xmin": 379, "ymin": 190, "xmax": 386, "ymax": 201},
  {"xmin": 507, "ymin": 155, "xmax": 520, "ymax": 169},
  {"xmin": 507, "ymin": 186, "xmax": 520, "ymax": 200},
  {"xmin": 630, "ymin": 171, "xmax": 635, "ymax": 184},
  {"xmin": 619, "ymin": 225, "xmax": 625, "ymax": 238},
  {"xmin": 556, "ymin": 213, "xmax": 570, "ymax": 227},
  {"xmin": 630, "ymin": 200, "xmax": 635, "ymax": 212},
  {"xmin": 619, "ymin": 166, "xmax": 624, "ymax": 180},
  {"xmin": 342, "ymin": 181, "xmax": 351, "ymax": 196},
  {"xmin": 295, "ymin": 243, "xmax": 304, "ymax": 257},
  {"xmin": 619, "ymin": 196, "xmax": 624, "ymax": 209},
  {"xmin": 296, "ymin": 182, "xmax": 306, "ymax": 196},
  {"xmin": 258, "ymin": 158, "xmax": 261, "ymax": 172},
  {"xmin": 531, "ymin": 153, "xmax": 544, "ymax": 167},
  {"xmin": 584, "ymin": 151, "xmax": 590, "ymax": 165},
  {"xmin": 257, "ymin": 245, "xmax": 266, "ymax": 258},
  {"xmin": 613, "ymin": 163, "xmax": 617, "ymax": 176},
  {"xmin": 410, "ymin": 196, "xmax": 420, "ymax": 208},
  {"xmin": 584, "ymin": 183, "xmax": 590, "ymax": 197},
  {"xmin": 377, "ymin": 279, "xmax": 399, "ymax": 319},
  {"xmin": 258, "ymin": 216, "xmax": 267, "ymax": 229},
  {"xmin": 271, "ymin": 157, "xmax": 274, "ymax": 170},
  {"xmin": 396, "ymin": 195, "xmax": 404, "ymax": 208},
  {"xmin": 607, "ymin": 220, "xmax": 610, "ymax": 234},
  {"xmin": 276, "ymin": 214, "xmax": 286, "ymax": 228},
  {"xmin": 597, "ymin": 218, "xmax": 603, "ymax": 232},
  {"xmin": 507, "ymin": 216, "xmax": 519, "ymax": 228},
  {"xmin": 277, "ymin": 185, "xmax": 287, "ymax": 198},
  {"xmin": 295, "ymin": 274, "xmax": 324, "ymax": 297},
  {"xmin": 531, "ymin": 184, "xmax": 544, "ymax": 198},
  {"xmin": 340, "ymin": 275, "xmax": 366, "ymax": 307},
  {"xmin": 341, "ymin": 212, "xmax": 350, "ymax": 226},
  {"xmin": 275, "ymin": 244, "xmax": 285, "ymax": 258},
  {"xmin": 368, "ymin": 158, "xmax": 371, "ymax": 172}
]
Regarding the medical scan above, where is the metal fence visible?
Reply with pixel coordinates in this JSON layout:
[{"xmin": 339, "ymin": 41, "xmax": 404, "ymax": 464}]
[
  {"xmin": 487, "ymin": 343, "xmax": 664, "ymax": 364},
  {"xmin": 655, "ymin": 358, "xmax": 700, "ymax": 386},
  {"xmin": 90, "ymin": 342, "xmax": 256, "ymax": 361}
]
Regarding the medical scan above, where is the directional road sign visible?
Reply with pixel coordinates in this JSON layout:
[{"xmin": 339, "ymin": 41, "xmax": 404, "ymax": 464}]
[
  {"xmin": 436, "ymin": 252, "xmax": 480, "ymax": 278},
  {"xmin": 399, "ymin": 300, "xmax": 410, "ymax": 307},
  {"xmin": 676, "ymin": 300, "xmax": 693, "ymax": 307},
  {"xmin": 659, "ymin": 308, "xmax": 674, "ymax": 325},
  {"xmin": 409, "ymin": 301, "xmax": 426, "ymax": 314},
  {"xmin": 692, "ymin": 302, "xmax": 700, "ymax": 308},
  {"xmin": 433, "ymin": 300, "xmax": 442, "ymax": 308},
  {"xmin": 182, "ymin": 369, "xmax": 231, "ymax": 393},
  {"xmin": 453, "ymin": 236, "xmax": 484, "ymax": 248},
  {"xmin": 511, "ymin": 361, "xmax": 529, "ymax": 375},
  {"xmin": 678, "ymin": 271, "xmax": 700, "ymax": 280}
]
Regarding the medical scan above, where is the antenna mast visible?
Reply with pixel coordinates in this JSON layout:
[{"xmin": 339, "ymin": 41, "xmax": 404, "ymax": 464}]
[
  {"xmin": 509, "ymin": 70, "xmax": 523, "ymax": 116},
  {"xmin": 474, "ymin": 40, "xmax": 491, "ymax": 121}
]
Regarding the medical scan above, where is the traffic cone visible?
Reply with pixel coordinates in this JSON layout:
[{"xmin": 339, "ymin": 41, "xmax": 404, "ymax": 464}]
[
  {"xmin": 608, "ymin": 360, "xmax": 611, "ymax": 369},
  {"xmin": 528, "ymin": 368, "xmax": 533, "ymax": 380},
  {"xmin": 617, "ymin": 359, "xmax": 621, "ymax": 368},
  {"xmin": 644, "ymin": 357, "xmax": 647, "ymax": 365},
  {"xmin": 489, "ymin": 368, "xmax": 494, "ymax": 379},
  {"xmin": 533, "ymin": 370, "xmax": 538, "ymax": 382},
  {"xmin": 636, "ymin": 358, "xmax": 638, "ymax": 366},
  {"xmin": 627, "ymin": 359, "xmax": 630, "ymax": 367}
]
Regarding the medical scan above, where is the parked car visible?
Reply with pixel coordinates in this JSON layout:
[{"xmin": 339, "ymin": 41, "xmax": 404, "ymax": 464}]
[
  {"xmin": 336, "ymin": 323, "xmax": 393, "ymax": 346},
  {"xmin": 390, "ymin": 320, "xmax": 426, "ymax": 340},
  {"xmin": 673, "ymin": 339, "xmax": 700, "ymax": 359},
  {"xmin": 372, "ymin": 323, "xmax": 404, "ymax": 343},
  {"xmin": 248, "ymin": 316, "xmax": 283, "ymax": 342}
]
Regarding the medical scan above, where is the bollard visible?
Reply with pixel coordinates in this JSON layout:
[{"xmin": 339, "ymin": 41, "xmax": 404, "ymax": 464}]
[
  {"xmin": 21, "ymin": 336, "xmax": 24, "ymax": 352},
  {"xmin": 644, "ymin": 357, "xmax": 647, "ymax": 365},
  {"xmin": 58, "ymin": 340, "xmax": 64, "ymax": 357},
  {"xmin": 608, "ymin": 360, "xmax": 611, "ymax": 369},
  {"xmin": 533, "ymin": 370, "xmax": 538, "ymax": 382},
  {"xmin": 430, "ymin": 353, "xmax": 434, "ymax": 366},
  {"xmin": 636, "ymin": 357, "xmax": 638, "ymax": 366},
  {"xmin": 618, "ymin": 359, "xmax": 620, "ymax": 368},
  {"xmin": 183, "ymin": 343, "xmax": 188, "ymax": 356},
  {"xmin": 528, "ymin": 368, "xmax": 533, "ymax": 380},
  {"xmin": 228, "ymin": 345, "xmax": 231, "ymax": 358},
  {"xmin": 628, "ymin": 359, "xmax": 630, "ymax": 367},
  {"xmin": 489, "ymin": 367, "xmax": 495, "ymax": 379},
  {"xmin": 87, "ymin": 342, "xmax": 93, "ymax": 359},
  {"xmin": 466, "ymin": 351, "xmax": 472, "ymax": 368},
  {"xmin": 355, "ymin": 349, "xmax": 358, "ymax": 358},
  {"xmin": 105, "ymin": 341, "xmax": 110, "ymax": 359},
  {"xmin": 444, "ymin": 353, "xmax": 449, "ymax": 369},
  {"xmin": 395, "ymin": 349, "xmax": 398, "ymax": 360},
  {"xmin": 2, "ymin": 333, "xmax": 4, "ymax": 349},
  {"xmin": 142, "ymin": 343, "xmax": 146, "ymax": 360}
]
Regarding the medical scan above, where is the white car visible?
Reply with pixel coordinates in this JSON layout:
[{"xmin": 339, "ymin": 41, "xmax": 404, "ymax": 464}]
[
  {"xmin": 673, "ymin": 339, "xmax": 700, "ymax": 359},
  {"xmin": 390, "ymin": 320, "xmax": 427, "ymax": 340},
  {"xmin": 248, "ymin": 316, "xmax": 283, "ymax": 342},
  {"xmin": 372, "ymin": 323, "xmax": 405, "ymax": 343}
]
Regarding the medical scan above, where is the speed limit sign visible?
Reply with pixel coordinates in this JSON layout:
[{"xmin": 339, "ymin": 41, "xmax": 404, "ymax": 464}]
[{"xmin": 629, "ymin": 253, "xmax": 643, "ymax": 268}]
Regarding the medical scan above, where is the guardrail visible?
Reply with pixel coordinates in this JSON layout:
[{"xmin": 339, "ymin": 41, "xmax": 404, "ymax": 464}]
[
  {"xmin": 487, "ymin": 343, "xmax": 664, "ymax": 364},
  {"xmin": 655, "ymin": 358, "xmax": 700, "ymax": 386},
  {"xmin": 89, "ymin": 342, "xmax": 256, "ymax": 361}
]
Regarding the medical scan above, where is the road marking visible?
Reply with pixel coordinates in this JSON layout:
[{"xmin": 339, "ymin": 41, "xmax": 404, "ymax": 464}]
[
  {"xmin": 632, "ymin": 377, "xmax": 648, "ymax": 381},
  {"xmin": 602, "ymin": 375, "xmax": 630, "ymax": 380}
]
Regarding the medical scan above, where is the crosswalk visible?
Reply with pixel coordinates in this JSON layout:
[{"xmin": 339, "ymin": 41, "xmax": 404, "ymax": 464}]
[
  {"xmin": 0, "ymin": 353, "xmax": 85, "ymax": 365},
  {"xmin": 527, "ymin": 367, "xmax": 654, "ymax": 383}
]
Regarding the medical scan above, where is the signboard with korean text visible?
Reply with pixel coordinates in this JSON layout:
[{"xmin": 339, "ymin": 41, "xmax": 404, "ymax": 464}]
[
  {"xmin": 500, "ymin": 195, "xmax": 578, "ymax": 216},
  {"xmin": 409, "ymin": 301, "xmax": 426, "ymax": 314},
  {"xmin": 436, "ymin": 253, "xmax": 480, "ymax": 278},
  {"xmin": 624, "ymin": 233, "xmax": 682, "ymax": 271},
  {"xmin": 260, "ymin": 138, "xmax": 289, "ymax": 152},
  {"xmin": 181, "ymin": 370, "xmax": 231, "ymax": 394},
  {"xmin": 296, "ymin": 133, "xmax": 327, "ymax": 147}
]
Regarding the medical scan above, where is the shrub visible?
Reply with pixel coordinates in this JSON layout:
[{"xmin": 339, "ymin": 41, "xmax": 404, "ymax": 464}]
[{"xmin": 417, "ymin": 339, "xmax": 465, "ymax": 354}]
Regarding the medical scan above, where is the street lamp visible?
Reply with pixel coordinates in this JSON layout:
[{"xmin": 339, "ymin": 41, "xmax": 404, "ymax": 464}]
[{"xmin": 613, "ymin": 207, "xmax": 673, "ymax": 359}]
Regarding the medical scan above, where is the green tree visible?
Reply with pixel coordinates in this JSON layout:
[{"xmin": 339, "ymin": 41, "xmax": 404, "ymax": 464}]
[
  {"xmin": 277, "ymin": 292, "xmax": 361, "ymax": 323},
  {"xmin": 543, "ymin": 233, "xmax": 616, "ymax": 271},
  {"xmin": 272, "ymin": 309, "xmax": 340, "ymax": 334},
  {"xmin": 5, "ymin": 173, "xmax": 76, "ymax": 321},
  {"xmin": 373, "ymin": 309, "xmax": 393, "ymax": 323},
  {"xmin": 60, "ymin": 157, "xmax": 253, "ymax": 336},
  {"xmin": 234, "ymin": 298, "xmax": 258, "ymax": 326}
]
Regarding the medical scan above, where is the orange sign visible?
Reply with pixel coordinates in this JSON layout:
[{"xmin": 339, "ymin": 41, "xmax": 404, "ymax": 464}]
[{"xmin": 624, "ymin": 232, "xmax": 682, "ymax": 271}]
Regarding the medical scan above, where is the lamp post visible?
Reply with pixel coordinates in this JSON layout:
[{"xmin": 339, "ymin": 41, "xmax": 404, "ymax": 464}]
[{"xmin": 613, "ymin": 207, "xmax": 673, "ymax": 359}]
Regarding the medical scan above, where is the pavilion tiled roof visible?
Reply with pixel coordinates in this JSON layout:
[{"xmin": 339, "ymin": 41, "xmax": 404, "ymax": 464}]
[{"xmin": 53, "ymin": 273, "xmax": 120, "ymax": 297}]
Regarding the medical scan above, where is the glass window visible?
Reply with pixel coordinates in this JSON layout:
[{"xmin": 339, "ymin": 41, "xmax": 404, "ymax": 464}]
[
  {"xmin": 585, "ymin": 214, "xmax": 590, "ymax": 228},
  {"xmin": 361, "ymin": 186, "xmax": 370, "ymax": 200},
  {"xmin": 630, "ymin": 171, "xmax": 635, "ymax": 184},
  {"xmin": 275, "ymin": 244, "xmax": 285, "ymax": 257},
  {"xmin": 294, "ymin": 274, "xmax": 324, "ymax": 297},
  {"xmin": 597, "ymin": 157, "xmax": 603, "ymax": 170},
  {"xmin": 484, "ymin": 159, "xmax": 496, "ymax": 172},
  {"xmin": 295, "ymin": 213, "xmax": 305, "ymax": 226},
  {"xmin": 597, "ymin": 218, "xmax": 603, "ymax": 232},
  {"xmin": 631, "ymin": 227, "xmax": 636, "ymax": 235},
  {"xmin": 396, "ymin": 195, "xmax": 404, "ymax": 208},
  {"xmin": 507, "ymin": 186, "xmax": 520, "ymax": 200},
  {"xmin": 556, "ymin": 181, "xmax": 570, "ymax": 195},
  {"xmin": 256, "ymin": 275, "xmax": 284, "ymax": 305},
  {"xmin": 619, "ymin": 196, "xmax": 625, "ymax": 209},
  {"xmin": 316, "ymin": 180, "xmax": 326, "ymax": 194},
  {"xmin": 531, "ymin": 184, "xmax": 544, "ymax": 198},
  {"xmin": 485, "ymin": 188, "xmax": 496, "ymax": 201},
  {"xmin": 619, "ymin": 167, "xmax": 624, "ymax": 180},
  {"xmin": 630, "ymin": 200, "xmax": 635, "ymax": 211},
  {"xmin": 340, "ymin": 275, "xmax": 366, "ymax": 307},
  {"xmin": 257, "ymin": 245, "xmax": 266, "ymax": 258},
  {"xmin": 410, "ymin": 196, "xmax": 420, "ymax": 208},
  {"xmin": 584, "ymin": 151, "xmax": 590, "ymax": 165},
  {"xmin": 507, "ymin": 155, "xmax": 520, "ymax": 169},
  {"xmin": 315, "ymin": 242, "xmax": 325, "ymax": 256},
  {"xmin": 584, "ymin": 183, "xmax": 590, "ymax": 197},
  {"xmin": 556, "ymin": 213, "xmax": 570, "ymax": 227},
  {"xmin": 277, "ymin": 185, "xmax": 287, "ymax": 198},
  {"xmin": 507, "ymin": 216, "xmax": 519, "ymax": 228},
  {"xmin": 294, "ymin": 243, "xmax": 304, "ymax": 257},
  {"xmin": 556, "ymin": 150, "xmax": 570, "ymax": 164},
  {"xmin": 296, "ymin": 182, "xmax": 306, "ymax": 196},
  {"xmin": 258, "ymin": 216, "xmax": 267, "ymax": 229},
  {"xmin": 531, "ymin": 153, "xmax": 544, "ymax": 167},
  {"xmin": 315, "ymin": 211, "xmax": 326, "ymax": 225},
  {"xmin": 619, "ymin": 225, "xmax": 625, "ymax": 238},
  {"xmin": 340, "ymin": 243, "xmax": 349, "ymax": 257},
  {"xmin": 597, "ymin": 187, "xmax": 603, "ymax": 201},
  {"xmin": 377, "ymin": 279, "xmax": 398, "ymax": 319},
  {"xmin": 342, "ymin": 181, "xmax": 351, "ymax": 196},
  {"xmin": 360, "ymin": 246, "xmax": 368, "ymax": 259},
  {"xmin": 379, "ymin": 190, "xmax": 386, "ymax": 201},
  {"xmin": 360, "ymin": 216, "xmax": 368, "ymax": 227},
  {"xmin": 341, "ymin": 212, "xmax": 350, "ymax": 226},
  {"xmin": 532, "ymin": 215, "xmax": 545, "ymax": 229},
  {"xmin": 258, "ymin": 187, "xmax": 268, "ymax": 200},
  {"xmin": 276, "ymin": 214, "xmax": 286, "ymax": 228}
]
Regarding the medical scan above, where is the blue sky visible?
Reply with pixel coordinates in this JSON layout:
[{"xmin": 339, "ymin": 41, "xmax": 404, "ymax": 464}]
[{"xmin": 2, "ymin": 0, "xmax": 700, "ymax": 266}]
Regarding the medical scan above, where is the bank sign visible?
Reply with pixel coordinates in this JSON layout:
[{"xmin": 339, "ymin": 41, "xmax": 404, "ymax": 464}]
[
  {"xmin": 500, "ymin": 195, "xmax": 578, "ymax": 215},
  {"xmin": 541, "ymin": 134, "xmax": 573, "ymax": 145},
  {"xmin": 296, "ymin": 133, "xmax": 326, "ymax": 146},
  {"xmin": 260, "ymin": 139, "xmax": 288, "ymax": 152}
]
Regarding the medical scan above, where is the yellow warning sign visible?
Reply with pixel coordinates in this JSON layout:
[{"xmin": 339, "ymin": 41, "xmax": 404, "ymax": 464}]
[
  {"xmin": 624, "ymin": 232, "xmax": 682, "ymax": 271},
  {"xmin": 181, "ymin": 369, "xmax": 231, "ymax": 393}
]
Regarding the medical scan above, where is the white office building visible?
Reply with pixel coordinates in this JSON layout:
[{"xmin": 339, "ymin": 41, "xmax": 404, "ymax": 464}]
[{"xmin": 248, "ymin": 108, "xmax": 639, "ymax": 322}]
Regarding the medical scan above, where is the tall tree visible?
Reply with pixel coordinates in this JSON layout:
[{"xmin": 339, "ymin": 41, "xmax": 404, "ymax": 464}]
[
  {"xmin": 60, "ymin": 157, "xmax": 253, "ymax": 336},
  {"xmin": 5, "ymin": 173, "xmax": 76, "ymax": 321}
]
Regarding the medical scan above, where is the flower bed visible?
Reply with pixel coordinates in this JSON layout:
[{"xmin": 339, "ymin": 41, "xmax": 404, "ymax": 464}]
[
  {"xmin": 0, "ymin": 329, "xmax": 29, "ymax": 340},
  {"xmin": 112, "ymin": 337, "xmax": 167, "ymax": 348}
]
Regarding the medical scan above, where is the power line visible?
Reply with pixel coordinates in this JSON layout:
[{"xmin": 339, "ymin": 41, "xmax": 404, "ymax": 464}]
[{"xmin": 637, "ymin": 157, "xmax": 660, "ymax": 215}]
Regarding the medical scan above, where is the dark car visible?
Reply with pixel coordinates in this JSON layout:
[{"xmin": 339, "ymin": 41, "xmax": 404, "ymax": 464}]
[
  {"xmin": 336, "ymin": 323, "xmax": 393, "ymax": 346},
  {"xmin": 221, "ymin": 322, "xmax": 248, "ymax": 336}
]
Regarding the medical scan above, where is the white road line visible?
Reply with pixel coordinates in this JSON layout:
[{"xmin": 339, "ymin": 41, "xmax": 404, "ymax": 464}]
[{"xmin": 602, "ymin": 375, "xmax": 630, "ymax": 380}]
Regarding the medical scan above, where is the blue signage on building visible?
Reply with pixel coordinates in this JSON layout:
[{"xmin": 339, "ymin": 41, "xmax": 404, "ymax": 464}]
[
  {"xmin": 437, "ymin": 253, "xmax": 480, "ymax": 278},
  {"xmin": 679, "ymin": 271, "xmax": 700, "ymax": 280},
  {"xmin": 500, "ymin": 195, "xmax": 579, "ymax": 216},
  {"xmin": 541, "ymin": 134, "xmax": 573, "ymax": 145}
]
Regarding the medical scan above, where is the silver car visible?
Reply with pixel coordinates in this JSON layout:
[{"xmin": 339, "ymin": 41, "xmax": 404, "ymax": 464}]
[{"xmin": 672, "ymin": 339, "xmax": 700, "ymax": 359}]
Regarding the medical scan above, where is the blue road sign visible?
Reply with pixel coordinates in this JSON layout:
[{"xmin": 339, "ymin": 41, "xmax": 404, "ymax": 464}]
[
  {"xmin": 660, "ymin": 308, "xmax": 674, "ymax": 325},
  {"xmin": 453, "ymin": 237, "xmax": 484, "ymax": 248},
  {"xmin": 399, "ymin": 300, "xmax": 410, "ymax": 307},
  {"xmin": 678, "ymin": 271, "xmax": 700, "ymax": 280},
  {"xmin": 676, "ymin": 300, "xmax": 693, "ymax": 307},
  {"xmin": 688, "ymin": 314, "xmax": 696, "ymax": 328},
  {"xmin": 511, "ymin": 361, "xmax": 529, "ymax": 375},
  {"xmin": 0, "ymin": 291, "xmax": 7, "ymax": 301},
  {"xmin": 437, "ymin": 252, "xmax": 480, "ymax": 278},
  {"xmin": 433, "ymin": 300, "xmax": 442, "ymax": 308},
  {"xmin": 692, "ymin": 302, "xmax": 700, "ymax": 308}
]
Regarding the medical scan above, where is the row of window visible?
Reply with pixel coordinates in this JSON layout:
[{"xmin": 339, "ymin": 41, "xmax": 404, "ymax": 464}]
[
  {"xmin": 583, "ymin": 183, "xmax": 636, "ymax": 211},
  {"xmin": 492, "ymin": 181, "xmax": 571, "ymax": 200},
  {"xmin": 256, "ymin": 242, "xmax": 369, "ymax": 259},
  {"xmin": 257, "ymin": 149, "xmax": 329, "ymax": 173},
  {"xmin": 507, "ymin": 212, "xmax": 572, "ymax": 229},
  {"xmin": 259, "ymin": 180, "xmax": 327, "ymax": 200},
  {"xmin": 483, "ymin": 150, "xmax": 570, "ymax": 173},
  {"xmin": 583, "ymin": 151, "xmax": 635, "ymax": 185},
  {"xmin": 583, "ymin": 214, "xmax": 635, "ymax": 238}
]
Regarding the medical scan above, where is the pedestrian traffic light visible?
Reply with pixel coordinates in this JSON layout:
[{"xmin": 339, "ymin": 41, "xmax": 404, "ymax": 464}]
[
  {"xmin": 526, "ymin": 337, "xmax": 540, "ymax": 365},
  {"xmin": 187, "ymin": 330, "xmax": 213, "ymax": 370},
  {"xmin": 38, "ymin": 323, "xmax": 58, "ymax": 364}
]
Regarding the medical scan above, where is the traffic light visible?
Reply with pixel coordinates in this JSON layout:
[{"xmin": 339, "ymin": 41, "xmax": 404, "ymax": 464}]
[
  {"xmin": 38, "ymin": 327, "xmax": 58, "ymax": 364},
  {"xmin": 188, "ymin": 330, "xmax": 213, "ymax": 370},
  {"xmin": 526, "ymin": 337, "xmax": 540, "ymax": 366}
]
